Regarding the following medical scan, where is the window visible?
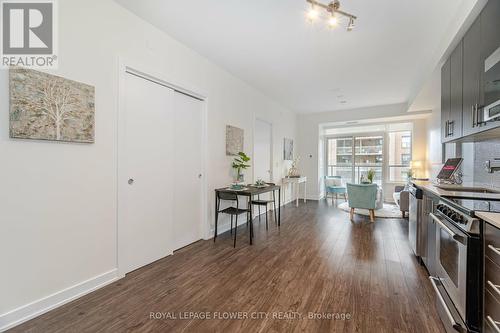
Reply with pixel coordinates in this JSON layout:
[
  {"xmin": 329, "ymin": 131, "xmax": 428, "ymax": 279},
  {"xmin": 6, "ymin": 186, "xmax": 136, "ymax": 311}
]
[
  {"xmin": 388, "ymin": 131, "xmax": 412, "ymax": 182},
  {"xmin": 401, "ymin": 135, "xmax": 411, "ymax": 149},
  {"xmin": 326, "ymin": 135, "xmax": 383, "ymax": 185}
]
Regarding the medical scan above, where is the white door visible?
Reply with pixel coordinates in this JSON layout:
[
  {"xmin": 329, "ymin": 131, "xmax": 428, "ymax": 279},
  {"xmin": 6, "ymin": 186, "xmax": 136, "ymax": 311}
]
[
  {"xmin": 254, "ymin": 119, "xmax": 272, "ymax": 182},
  {"xmin": 120, "ymin": 72, "xmax": 174, "ymax": 274},
  {"xmin": 172, "ymin": 92, "xmax": 203, "ymax": 250}
]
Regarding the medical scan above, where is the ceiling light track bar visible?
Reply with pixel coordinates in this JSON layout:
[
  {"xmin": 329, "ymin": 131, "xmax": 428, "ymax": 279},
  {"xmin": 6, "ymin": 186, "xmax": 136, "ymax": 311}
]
[{"xmin": 306, "ymin": 0, "xmax": 357, "ymax": 20}]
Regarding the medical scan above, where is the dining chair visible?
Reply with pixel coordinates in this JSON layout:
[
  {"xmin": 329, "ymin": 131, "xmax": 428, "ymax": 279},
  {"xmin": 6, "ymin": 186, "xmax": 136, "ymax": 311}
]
[
  {"xmin": 325, "ymin": 176, "xmax": 347, "ymax": 203},
  {"xmin": 214, "ymin": 191, "xmax": 251, "ymax": 247},
  {"xmin": 251, "ymin": 183, "xmax": 277, "ymax": 230}
]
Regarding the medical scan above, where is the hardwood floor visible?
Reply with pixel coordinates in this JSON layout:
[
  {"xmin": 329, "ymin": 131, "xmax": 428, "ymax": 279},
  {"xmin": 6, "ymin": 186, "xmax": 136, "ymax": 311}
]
[{"xmin": 11, "ymin": 200, "xmax": 445, "ymax": 333}]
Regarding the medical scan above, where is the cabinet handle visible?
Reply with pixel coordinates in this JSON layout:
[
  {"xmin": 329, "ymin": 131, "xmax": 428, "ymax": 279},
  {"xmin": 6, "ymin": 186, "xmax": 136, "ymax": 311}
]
[
  {"xmin": 445, "ymin": 121, "xmax": 449, "ymax": 137},
  {"xmin": 488, "ymin": 280, "xmax": 500, "ymax": 298},
  {"xmin": 472, "ymin": 104, "xmax": 476, "ymax": 127},
  {"xmin": 487, "ymin": 315, "xmax": 500, "ymax": 333},
  {"xmin": 489, "ymin": 244, "xmax": 500, "ymax": 257},
  {"xmin": 450, "ymin": 121, "xmax": 454, "ymax": 136}
]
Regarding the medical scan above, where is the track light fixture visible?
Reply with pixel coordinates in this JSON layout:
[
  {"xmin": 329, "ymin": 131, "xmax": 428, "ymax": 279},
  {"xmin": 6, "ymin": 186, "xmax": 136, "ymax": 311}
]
[{"xmin": 306, "ymin": 0, "xmax": 357, "ymax": 31}]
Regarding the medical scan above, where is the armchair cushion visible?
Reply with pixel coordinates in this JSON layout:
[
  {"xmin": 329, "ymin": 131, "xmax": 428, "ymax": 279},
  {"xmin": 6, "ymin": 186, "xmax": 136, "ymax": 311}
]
[
  {"xmin": 393, "ymin": 186, "xmax": 409, "ymax": 212},
  {"xmin": 346, "ymin": 183, "xmax": 378, "ymax": 210}
]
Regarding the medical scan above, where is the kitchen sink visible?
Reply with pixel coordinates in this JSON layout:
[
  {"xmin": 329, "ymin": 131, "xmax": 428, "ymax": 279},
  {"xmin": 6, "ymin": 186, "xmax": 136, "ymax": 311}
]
[{"xmin": 435, "ymin": 185, "xmax": 500, "ymax": 194}]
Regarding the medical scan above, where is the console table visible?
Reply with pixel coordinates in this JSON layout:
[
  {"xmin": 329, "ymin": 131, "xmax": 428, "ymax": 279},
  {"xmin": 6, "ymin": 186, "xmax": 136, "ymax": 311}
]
[{"xmin": 282, "ymin": 176, "xmax": 307, "ymax": 207}]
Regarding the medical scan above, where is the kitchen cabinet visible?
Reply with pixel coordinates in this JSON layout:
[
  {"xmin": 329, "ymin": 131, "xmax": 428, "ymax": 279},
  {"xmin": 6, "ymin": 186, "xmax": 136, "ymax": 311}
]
[
  {"xmin": 441, "ymin": 58, "xmax": 451, "ymax": 142},
  {"xmin": 449, "ymin": 41, "xmax": 464, "ymax": 140},
  {"xmin": 442, "ymin": 42, "xmax": 463, "ymax": 143},
  {"xmin": 478, "ymin": 0, "xmax": 500, "ymax": 134},
  {"xmin": 441, "ymin": 0, "xmax": 500, "ymax": 143},
  {"xmin": 484, "ymin": 222, "xmax": 500, "ymax": 332},
  {"xmin": 462, "ymin": 17, "xmax": 482, "ymax": 136}
]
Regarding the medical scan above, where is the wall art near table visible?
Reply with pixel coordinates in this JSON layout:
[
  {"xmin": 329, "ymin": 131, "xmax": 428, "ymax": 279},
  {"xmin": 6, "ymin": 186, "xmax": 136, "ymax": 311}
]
[
  {"xmin": 9, "ymin": 67, "xmax": 95, "ymax": 143},
  {"xmin": 283, "ymin": 138, "xmax": 294, "ymax": 160},
  {"xmin": 226, "ymin": 125, "xmax": 244, "ymax": 156}
]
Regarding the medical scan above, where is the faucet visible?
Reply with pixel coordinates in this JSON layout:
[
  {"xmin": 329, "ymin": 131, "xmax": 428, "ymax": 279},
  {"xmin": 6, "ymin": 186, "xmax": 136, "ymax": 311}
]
[{"xmin": 485, "ymin": 159, "xmax": 500, "ymax": 173}]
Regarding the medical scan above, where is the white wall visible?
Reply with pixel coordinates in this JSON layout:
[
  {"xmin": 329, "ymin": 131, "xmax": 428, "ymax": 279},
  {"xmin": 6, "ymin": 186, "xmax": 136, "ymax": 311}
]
[
  {"xmin": 297, "ymin": 103, "xmax": 429, "ymax": 201},
  {"xmin": 0, "ymin": 0, "xmax": 296, "ymax": 329}
]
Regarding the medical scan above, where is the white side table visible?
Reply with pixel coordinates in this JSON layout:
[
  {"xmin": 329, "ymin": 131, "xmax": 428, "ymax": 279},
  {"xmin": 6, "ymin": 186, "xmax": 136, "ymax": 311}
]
[{"xmin": 282, "ymin": 176, "xmax": 307, "ymax": 207}]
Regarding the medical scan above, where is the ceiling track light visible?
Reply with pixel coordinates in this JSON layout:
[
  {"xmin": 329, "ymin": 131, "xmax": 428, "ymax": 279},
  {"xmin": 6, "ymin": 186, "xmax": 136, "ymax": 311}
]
[{"xmin": 306, "ymin": 0, "xmax": 357, "ymax": 31}]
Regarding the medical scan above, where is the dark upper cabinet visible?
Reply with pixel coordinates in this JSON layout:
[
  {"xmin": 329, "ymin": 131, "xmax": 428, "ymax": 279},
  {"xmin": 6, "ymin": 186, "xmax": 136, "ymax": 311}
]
[
  {"xmin": 449, "ymin": 41, "xmax": 463, "ymax": 141},
  {"xmin": 441, "ymin": 58, "xmax": 451, "ymax": 142},
  {"xmin": 441, "ymin": 0, "xmax": 500, "ymax": 143},
  {"xmin": 478, "ymin": 0, "xmax": 500, "ymax": 132},
  {"xmin": 462, "ymin": 17, "xmax": 481, "ymax": 136}
]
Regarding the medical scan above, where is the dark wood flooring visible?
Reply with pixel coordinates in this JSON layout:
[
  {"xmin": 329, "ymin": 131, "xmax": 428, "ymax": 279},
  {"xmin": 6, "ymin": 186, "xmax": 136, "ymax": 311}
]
[{"xmin": 11, "ymin": 200, "xmax": 445, "ymax": 333}]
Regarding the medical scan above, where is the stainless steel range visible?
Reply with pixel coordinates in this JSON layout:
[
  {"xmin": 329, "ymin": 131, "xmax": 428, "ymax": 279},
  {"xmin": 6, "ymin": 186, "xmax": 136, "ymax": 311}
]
[{"xmin": 429, "ymin": 197, "xmax": 482, "ymax": 333}]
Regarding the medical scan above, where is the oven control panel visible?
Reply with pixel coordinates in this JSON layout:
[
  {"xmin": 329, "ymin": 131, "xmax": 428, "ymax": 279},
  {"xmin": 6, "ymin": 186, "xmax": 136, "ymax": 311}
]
[{"xmin": 436, "ymin": 202, "xmax": 480, "ymax": 234}]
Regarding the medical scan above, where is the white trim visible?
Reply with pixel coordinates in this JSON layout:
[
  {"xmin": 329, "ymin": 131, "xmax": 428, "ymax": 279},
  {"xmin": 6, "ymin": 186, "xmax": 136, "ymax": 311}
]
[
  {"xmin": 117, "ymin": 57, "xmax": 209, "ymax": 275},
  {"xmin": 0, "ymin": 270, "xmax": 120, "ymax": 332}
]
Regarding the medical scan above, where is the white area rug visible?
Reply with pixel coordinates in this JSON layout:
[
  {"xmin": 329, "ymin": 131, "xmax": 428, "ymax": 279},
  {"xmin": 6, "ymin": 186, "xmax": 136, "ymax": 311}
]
[{"xmin": 337, "ymin": 202, "xmax": 402, "ymax": 218}]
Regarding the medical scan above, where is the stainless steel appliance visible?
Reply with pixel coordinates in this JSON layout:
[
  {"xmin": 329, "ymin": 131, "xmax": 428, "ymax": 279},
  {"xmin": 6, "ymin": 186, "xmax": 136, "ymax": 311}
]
[
  {"xmin": 483, "ymin": 46, "xmax": 500, "ymax": 123},
  {"xmin": 429, "ymin": 198, "xmax": 481, "ymax": 333},
  {"xmin": 422, "ymin": 193, "xmax": 437, "ymax": 273},
  {"xmin": 409, "ymin": 184, "xmax": 424, "ymax": 259}
]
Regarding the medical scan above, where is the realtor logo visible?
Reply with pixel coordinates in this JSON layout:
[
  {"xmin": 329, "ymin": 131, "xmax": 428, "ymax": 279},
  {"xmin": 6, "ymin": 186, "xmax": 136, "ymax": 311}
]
[{"xmin": 1, "ymin": 0, "xmax": 58, "ymax": 68}]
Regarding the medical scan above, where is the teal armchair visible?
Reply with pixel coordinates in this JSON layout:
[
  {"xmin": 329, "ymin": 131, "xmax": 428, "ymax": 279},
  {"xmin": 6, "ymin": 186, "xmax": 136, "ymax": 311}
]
[{"xmin": 346, "ymin": 183, "xmax": 378, "ymax": 222}]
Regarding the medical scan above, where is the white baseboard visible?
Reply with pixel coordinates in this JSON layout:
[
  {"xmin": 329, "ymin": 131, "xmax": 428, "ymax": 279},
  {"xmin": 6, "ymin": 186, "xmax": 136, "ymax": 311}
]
[{"xmin": 0, "ymin": 269, "xmax": 121, "ymax": 332}]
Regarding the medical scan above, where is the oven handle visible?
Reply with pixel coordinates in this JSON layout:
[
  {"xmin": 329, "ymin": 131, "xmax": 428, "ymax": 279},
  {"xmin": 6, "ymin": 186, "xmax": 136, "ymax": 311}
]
[
  {"xmin": 429, "ymin": 276, "xmax": 463, "ymax": 332},
  {"xmin": 430, "ymin": 213, "xmax": 466, "ymax": 245},
  {"xmin": 487, "ymin": 315, "xmax": 500, "ymax": 333}
]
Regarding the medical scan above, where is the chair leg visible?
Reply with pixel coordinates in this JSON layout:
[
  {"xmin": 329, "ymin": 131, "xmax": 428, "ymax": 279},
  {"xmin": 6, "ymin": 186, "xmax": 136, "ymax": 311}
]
[
  {"xmin": 258, "ymin": 204, "xmax": 261, "ymax": 221},
  {"xmin": 350, "ymin": 208, "xmax": 354, "ymax": 221},
  {"xmin": 273, "ymin": 199, "xmax": 278, "ymax": 224},
  {"xmin": 369, "ymin": 209, "xmax": 375, "ymax": 223},
  {"xmin": 214, "ymin": 211, "xmax": 219, "ymax": 242},
  {"xmin": 233, "ymin": 214, "xmax": 238, "ymax": 247},
  {"xmin": 344, "ymin": 193, "xmax": 347, "ymax": 202},
  {"xmin": 230, "ymin": 215, "xmax": 233, "ymax": 234},
  {"xmin": 265, "ymin": 205, "xmax": 269, "ymax": 230}
]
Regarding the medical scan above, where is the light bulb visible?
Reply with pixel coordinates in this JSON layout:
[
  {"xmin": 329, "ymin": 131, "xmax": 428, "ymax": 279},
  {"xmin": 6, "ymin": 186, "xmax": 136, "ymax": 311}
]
[
  {"xmin": 307, "ymin": 6, "xmax": 318, "ymax": 21},
  {"xmin": 328, "ymin": 15, "xmax": 338, "ymax": 27},
  {"xmin": 347, "ymin": 17, "xmax": 355, "ymax": 31}
]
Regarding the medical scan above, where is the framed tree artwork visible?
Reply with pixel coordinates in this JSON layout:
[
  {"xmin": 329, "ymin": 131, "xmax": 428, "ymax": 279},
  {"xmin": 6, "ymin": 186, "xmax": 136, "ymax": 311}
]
[
  {"xmin": 9, "ymin": 68, "xmax": 95, "ymax": 143},
  {"xmin": 283, "ymin": 138, "xmax": 293, "ymax": 160}
]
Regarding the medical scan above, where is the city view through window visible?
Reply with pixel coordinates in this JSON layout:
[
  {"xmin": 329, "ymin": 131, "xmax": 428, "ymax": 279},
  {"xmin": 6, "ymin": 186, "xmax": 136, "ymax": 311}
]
[{"xmin": 326, "ymin": 130, "xmax": 411, "ymax": 185}]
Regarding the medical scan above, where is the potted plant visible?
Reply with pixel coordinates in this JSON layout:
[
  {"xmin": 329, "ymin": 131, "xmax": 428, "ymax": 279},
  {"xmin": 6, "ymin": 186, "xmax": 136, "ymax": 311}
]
[
  {"xmin": 232, "ymin": 152, "xmax": 250, "ymax": 183},
  {"xmin": 366, "ymin": 169, "xmax": 376, "ymax": 184}
]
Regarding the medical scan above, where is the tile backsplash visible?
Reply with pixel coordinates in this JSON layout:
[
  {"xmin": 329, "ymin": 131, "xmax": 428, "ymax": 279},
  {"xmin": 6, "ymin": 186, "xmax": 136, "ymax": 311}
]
[
  {"xmin": 447, "ymin": 139, "xmax": 500, "ymax": 188},
  {"xmin": 473, "ymin": 139, "xmax": 500, "ymax": 188}
]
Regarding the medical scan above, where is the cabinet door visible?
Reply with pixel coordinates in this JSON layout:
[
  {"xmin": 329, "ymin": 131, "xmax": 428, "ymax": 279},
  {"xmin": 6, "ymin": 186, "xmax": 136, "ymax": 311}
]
[
  {"xmin": 463, "ymin": 17, "xmax": 481, "ymax": 137},
  {"xmin": 449, "ymin": 41, "xmax": 463, "ymax": 140},
  {"xmin": 441, "ymin": 58, "xmax": 451, "ymax": 142},
  {"xmin": 479, "ymin": 0, "xmax": 500, "ymax": 132}
]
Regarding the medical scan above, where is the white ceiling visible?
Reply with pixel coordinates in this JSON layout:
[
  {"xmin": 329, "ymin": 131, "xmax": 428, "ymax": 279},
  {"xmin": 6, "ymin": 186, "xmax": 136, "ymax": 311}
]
[{"xmin": 115, "ymin": 0, "xmax": 473, "ymax": 113}]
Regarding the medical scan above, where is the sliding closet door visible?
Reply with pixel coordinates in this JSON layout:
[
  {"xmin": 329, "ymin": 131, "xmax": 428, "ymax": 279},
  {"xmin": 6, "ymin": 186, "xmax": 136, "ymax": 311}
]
[
  {"xmin": 121, "ymin": 72, "xmax": 174, "ymax": 274},
  {"xmin": 172, "ymin": 92, "xmax": 203, "ymax": 250}
]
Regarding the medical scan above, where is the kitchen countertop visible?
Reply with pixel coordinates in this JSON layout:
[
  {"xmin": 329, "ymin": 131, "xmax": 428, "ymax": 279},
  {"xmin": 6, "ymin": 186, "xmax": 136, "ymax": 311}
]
[
  {"xmin": 411, "ymin": 180, "xmax": 500, "ymax": 200},
  {"xmin": 476, "ymin": 211, "xmax": 500, "ymax": 229}
]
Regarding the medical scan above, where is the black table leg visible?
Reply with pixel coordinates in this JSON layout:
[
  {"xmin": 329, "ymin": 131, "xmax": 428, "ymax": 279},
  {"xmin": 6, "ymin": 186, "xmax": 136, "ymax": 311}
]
[
  {"xmin": 249, "ymin": 196, "xmax": 253, "ymax": 245},
  {"xmin": 278, "ymin": 188, "xmax": 281, "ymax": 227},
  {"xmin": 214, "ymin": 194, "xmax": 219, "ymax": 242}
]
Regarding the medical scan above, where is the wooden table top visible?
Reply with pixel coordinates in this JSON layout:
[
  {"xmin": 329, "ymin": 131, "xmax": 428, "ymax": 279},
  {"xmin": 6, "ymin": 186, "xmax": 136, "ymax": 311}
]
[{"xmin": 215, "ymin": 184, "xmax": 281, "ymax": 196}]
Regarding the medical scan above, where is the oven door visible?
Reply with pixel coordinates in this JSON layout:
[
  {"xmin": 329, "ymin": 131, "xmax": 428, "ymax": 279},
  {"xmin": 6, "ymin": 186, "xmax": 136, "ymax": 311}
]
[{"xmin": 430, "ymin": 212, "xmax": 468, "ymax": 320}]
